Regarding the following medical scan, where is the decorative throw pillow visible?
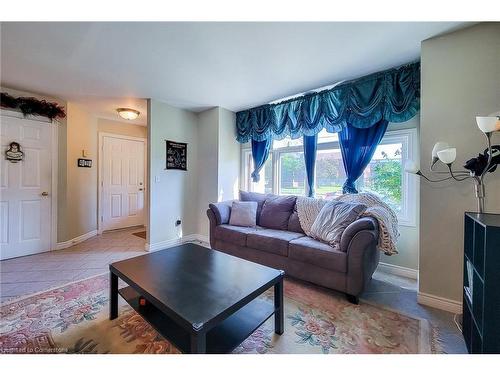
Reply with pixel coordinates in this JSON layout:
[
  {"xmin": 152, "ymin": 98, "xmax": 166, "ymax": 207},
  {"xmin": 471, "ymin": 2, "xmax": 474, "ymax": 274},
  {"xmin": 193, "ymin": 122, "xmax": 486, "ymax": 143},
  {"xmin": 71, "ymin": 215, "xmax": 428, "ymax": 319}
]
[
  {"xmin": 309, "ymin": 200, "xmax": 367, "ymax": 249},
  {"xmin": 259, "ymin": 195, "xmax": 297, "ymax": 230},
  {"xmin": 229, "ymin": 201, "xmax": 258, "ymax": 227},
  {"xmin": 239, "ymin": 190, "xmax": 273, "ymax": 225}
]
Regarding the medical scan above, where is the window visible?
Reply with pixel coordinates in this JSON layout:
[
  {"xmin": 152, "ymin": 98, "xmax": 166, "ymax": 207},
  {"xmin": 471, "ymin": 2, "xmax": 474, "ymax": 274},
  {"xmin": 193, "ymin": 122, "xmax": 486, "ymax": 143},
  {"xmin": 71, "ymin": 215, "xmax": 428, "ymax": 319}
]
[
  {"xmin": 242, "ymin": 151, "xmax": 273, "ymax": 194},
  {"xmin": 241, "ymin": 128, "xmax": 417, "ymax": 226},
  {"xmin": 315, "ymin": 148, "xmax": 345, "ymax": 200},
  {"xmin": 361, "ymin": 142, "xmax": 403, "ymax": 212},
  {"xmin": 278, "ymin": 151, "xmax": 306, "ymax": 196}
]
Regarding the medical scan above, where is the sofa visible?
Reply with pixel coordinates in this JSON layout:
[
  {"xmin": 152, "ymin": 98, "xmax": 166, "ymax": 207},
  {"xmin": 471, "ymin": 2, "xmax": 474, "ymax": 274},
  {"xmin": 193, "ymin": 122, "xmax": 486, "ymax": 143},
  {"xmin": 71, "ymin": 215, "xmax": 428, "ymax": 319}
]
[{"xmin": 206, "ymin": 192, "xmax": 380, "ymax": 303}]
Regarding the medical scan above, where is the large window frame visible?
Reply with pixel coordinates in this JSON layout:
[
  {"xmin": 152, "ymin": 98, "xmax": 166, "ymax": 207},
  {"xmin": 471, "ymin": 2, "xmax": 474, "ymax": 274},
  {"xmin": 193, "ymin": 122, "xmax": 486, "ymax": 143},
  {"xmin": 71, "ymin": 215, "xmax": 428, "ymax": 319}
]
[{"xmin": 240, "ymin": 128, "xmax": 418, "ymax": 227}]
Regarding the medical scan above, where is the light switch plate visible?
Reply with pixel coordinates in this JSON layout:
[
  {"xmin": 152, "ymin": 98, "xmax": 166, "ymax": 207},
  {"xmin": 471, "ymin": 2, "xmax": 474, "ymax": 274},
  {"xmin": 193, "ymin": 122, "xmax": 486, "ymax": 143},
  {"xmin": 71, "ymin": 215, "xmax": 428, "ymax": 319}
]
[{"xmin": 155, "ymin": 175, "xmax": 160, "ymax": 183}]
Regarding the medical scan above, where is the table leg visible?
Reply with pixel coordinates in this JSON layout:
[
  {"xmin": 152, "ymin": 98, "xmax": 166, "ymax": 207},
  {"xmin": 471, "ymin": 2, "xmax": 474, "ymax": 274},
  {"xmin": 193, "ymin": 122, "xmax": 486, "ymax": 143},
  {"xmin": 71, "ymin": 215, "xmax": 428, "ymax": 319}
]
[
  {"xmin": 190, "ymin": 332, "xmax": 206, "ymax": 354},
  {"xmin": 274, "ymin": 278, "xmax": 284, "ymax": 335},
  {"xmin": 110, "ymin": 271, "xmax": 118, "ymax": 320}
]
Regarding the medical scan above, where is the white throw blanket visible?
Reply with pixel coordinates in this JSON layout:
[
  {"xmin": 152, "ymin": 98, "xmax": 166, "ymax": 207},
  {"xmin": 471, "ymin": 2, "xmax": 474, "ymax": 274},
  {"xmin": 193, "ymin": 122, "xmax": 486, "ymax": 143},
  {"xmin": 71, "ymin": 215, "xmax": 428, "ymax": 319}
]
[
  {"xmin": 336, "ymin": 192, "xmax": 399, "ymax": 255},
  {"xmin": 296, "ymin": 197, "xmax": 327, "ymax": 235},
  {"xmin": 296, "ymin": 193, "xmax": 399, "ymax": 255}
]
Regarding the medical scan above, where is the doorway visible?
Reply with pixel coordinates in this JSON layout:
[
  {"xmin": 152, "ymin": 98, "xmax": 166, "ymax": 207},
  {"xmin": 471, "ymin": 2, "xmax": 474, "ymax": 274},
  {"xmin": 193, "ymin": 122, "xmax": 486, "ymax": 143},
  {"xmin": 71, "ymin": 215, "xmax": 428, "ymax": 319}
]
[
  {"xmin": 98, "ymin": 133, "xmax": 146, "ymax": 233},
  {"xmin": 0, "ymin": 112, "xmax": 57, "ymax": 260}
]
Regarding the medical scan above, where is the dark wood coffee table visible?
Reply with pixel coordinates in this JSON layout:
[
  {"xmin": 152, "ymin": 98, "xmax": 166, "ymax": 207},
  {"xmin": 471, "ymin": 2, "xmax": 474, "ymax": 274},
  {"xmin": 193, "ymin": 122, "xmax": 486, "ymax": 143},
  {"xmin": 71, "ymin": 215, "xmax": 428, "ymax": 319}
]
[{"xmin": 109, "ymin": 243, "xmax": 284, "ymax": 353}]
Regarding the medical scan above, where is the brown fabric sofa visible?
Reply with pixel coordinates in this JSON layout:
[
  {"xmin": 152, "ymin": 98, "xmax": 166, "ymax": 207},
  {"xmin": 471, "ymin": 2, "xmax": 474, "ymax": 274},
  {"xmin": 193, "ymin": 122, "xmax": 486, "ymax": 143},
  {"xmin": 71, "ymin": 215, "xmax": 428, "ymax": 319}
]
[{"xmin": 206, "ymin": 194, "xmax": 380, "ymax": 303}]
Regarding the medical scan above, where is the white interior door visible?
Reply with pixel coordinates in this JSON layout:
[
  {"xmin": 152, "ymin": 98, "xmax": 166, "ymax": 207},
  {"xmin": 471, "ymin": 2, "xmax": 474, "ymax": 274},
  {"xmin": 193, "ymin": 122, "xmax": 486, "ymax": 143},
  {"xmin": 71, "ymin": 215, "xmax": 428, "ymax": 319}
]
[
  {"xmin": 0, "ymin": 114, "xmax": 53, "ymax": 260},
  {"xmin": 101, "ymin": 135, "xmax": 145, "ymax": 231}
]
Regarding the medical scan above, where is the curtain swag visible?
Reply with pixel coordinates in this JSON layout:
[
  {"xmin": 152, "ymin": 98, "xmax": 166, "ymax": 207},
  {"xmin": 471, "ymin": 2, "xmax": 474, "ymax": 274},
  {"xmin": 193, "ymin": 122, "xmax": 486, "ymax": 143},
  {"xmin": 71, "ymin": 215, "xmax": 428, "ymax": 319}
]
[{"xmin": 235, "ymin": 62, "xmax": 420, "ymax": 143}]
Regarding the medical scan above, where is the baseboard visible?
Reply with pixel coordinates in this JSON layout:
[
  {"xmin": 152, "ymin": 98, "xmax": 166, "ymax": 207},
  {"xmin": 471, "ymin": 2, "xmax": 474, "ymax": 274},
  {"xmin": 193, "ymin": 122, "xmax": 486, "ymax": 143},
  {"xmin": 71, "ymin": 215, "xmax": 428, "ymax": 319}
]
[
  {"xmin": 145, "ymin": 237, "xmax": 183, "ymax": 252},
  {"xmin": 193, "ymin": 234, "xmax": 210, "ymax": 244},
  {"xmin": 377, "ymin": 262, "xmax": 418, "ymax": 280},
  {"xmin": 145, "ymin": 233, "xmax": 210, "ymax": 252},
  {"xmin": 54, "ymin": 230, "xmax": 98, "ymax": 250},
  {"xmin": 417, "ymin": 291, "xmax": 462, "ymax": 314},
  {"xmin": 182, "ymin": 234, "xmax": 200, "ymax": 243}
]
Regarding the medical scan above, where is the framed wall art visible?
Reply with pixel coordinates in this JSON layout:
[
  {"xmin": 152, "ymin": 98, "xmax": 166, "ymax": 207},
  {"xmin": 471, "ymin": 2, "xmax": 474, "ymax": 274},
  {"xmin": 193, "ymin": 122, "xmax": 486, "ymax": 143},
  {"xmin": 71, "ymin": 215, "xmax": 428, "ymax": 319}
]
[{"xmin": 165, "ymin": 140, "xmax": 187, "ymax": 171}]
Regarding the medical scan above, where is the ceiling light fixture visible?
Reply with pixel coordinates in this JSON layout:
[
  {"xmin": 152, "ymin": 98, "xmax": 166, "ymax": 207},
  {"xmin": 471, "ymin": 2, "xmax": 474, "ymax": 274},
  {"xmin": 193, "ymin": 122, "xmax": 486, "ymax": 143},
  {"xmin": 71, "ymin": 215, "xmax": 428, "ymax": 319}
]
[{"xmin": 116, "ymin": 108, "xmax": 140, "ymax": 120}]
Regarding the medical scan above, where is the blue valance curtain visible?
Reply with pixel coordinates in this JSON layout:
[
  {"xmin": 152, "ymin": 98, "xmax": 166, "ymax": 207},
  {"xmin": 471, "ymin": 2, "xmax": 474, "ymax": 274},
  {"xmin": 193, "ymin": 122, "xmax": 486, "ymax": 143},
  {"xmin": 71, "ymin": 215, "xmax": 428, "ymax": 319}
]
[
  {"xmin": 236, "ymin": 62, "xmax": 420, "ymax": 143},
  {"xmin": 240, "ymin": 62, "xmax": 420, "ymax": 195}
]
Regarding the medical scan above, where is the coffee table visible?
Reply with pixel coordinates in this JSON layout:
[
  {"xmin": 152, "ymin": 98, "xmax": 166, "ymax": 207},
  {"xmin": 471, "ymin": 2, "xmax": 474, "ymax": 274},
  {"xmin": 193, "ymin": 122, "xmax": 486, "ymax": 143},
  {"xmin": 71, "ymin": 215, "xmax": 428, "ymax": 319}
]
[{"xmin": 109, "ymin": 243, "xmax": 284, "ymax": 353}]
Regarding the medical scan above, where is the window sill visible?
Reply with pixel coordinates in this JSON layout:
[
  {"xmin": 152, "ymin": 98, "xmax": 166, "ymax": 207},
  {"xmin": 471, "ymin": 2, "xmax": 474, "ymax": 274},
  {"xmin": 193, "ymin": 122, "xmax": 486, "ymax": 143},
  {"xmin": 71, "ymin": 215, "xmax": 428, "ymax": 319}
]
[{"xmin": 397, "ymin": 220, "xmax": 417, "ymax": 228}]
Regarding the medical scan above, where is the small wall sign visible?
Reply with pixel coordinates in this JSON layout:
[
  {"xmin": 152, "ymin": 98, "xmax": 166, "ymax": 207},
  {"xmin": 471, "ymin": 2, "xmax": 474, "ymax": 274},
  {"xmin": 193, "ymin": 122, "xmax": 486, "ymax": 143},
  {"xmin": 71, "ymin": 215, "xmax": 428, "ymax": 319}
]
[
  {"xmin": 166, "ymin": 140, "xmax": 187, "ymax": 171},
  {"xmin": 5, "ymin": 142, "xmax": 24, "ymax": 163},
  {"xmin": 77, "ymin": 158, "xmax": 92, "ymax": 168}
]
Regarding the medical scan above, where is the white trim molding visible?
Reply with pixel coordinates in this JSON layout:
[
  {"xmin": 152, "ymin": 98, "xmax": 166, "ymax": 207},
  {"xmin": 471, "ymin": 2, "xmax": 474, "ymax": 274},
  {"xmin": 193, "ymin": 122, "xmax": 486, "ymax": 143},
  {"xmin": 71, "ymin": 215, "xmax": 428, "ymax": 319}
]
[
  {"xmin": 145, "ymin": 234, "xmax": 210, "ymax": 252},
  {"xmin": 377, "ymin": 262, "xmax": 418, "ymax": 280},
  {"xmin": 417, "ymin": 291, "xmax": 462, "ymax": 314},
  {"xmin": 55, "ymin": 230, "xmax": 98, "ymax": 250}
]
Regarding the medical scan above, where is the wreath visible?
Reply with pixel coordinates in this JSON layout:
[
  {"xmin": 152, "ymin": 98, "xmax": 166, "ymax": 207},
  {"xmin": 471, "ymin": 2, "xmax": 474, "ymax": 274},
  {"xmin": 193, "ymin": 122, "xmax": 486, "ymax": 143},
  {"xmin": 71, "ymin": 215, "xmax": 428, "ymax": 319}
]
[{"xmin": 1, "ymin": 92, "xmax": 66, "ymax": 120}]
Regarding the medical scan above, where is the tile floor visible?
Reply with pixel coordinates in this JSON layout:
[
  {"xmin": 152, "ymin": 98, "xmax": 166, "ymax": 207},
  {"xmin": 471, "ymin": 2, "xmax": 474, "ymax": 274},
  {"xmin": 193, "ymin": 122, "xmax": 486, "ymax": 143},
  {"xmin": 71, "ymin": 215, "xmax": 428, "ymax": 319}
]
[
  {"xmin": 0, "ymin": 227, "xmax": 467, "ymax": 353},
  {"xmin": 0, "ymin": 227, "xmax": 146, "ymax": 304}
]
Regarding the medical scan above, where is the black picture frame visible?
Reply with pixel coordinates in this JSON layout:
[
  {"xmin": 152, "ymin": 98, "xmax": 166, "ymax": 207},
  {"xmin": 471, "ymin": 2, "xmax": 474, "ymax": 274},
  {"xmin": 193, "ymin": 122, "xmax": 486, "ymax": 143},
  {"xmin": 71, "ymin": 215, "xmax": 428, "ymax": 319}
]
[
  {"xmin": 77, "ymin": 158, "xmax": 92, "ymax": 168},
  {"xmin": 166, "ymin": 140, "xmax": 187, "ymax": 171}
]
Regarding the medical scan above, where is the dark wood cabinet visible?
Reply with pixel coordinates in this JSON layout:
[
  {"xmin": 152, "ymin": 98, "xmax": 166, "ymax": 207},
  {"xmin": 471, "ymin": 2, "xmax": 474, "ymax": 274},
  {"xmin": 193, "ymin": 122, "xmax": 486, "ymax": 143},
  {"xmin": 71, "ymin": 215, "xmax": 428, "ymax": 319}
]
[{"xmin": 463, "ymin": 212, "xmax": 500, "ymax": 353}]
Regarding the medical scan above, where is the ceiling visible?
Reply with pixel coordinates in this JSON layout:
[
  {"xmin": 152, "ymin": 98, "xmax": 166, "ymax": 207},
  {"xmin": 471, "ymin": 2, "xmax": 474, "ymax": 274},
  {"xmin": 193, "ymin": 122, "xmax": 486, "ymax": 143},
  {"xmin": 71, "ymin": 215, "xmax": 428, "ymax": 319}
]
[
  {"xmin": 1, "ymin": 22, "xmax": 470, "ymax": 118},
  {"xmin": 74, "ymin": 97, "xmax": 148, "ymax": 126}
]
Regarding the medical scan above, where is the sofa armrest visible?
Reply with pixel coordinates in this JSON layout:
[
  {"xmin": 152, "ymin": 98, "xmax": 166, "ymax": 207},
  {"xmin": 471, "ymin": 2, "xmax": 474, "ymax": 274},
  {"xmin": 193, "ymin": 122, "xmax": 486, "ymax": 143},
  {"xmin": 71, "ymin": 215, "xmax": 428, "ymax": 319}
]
[
  {"xmin": 208, "ymin": 200, "xmax": 234, "ymax": 225},
  {"xmin": 340, "ymin": 217, "xmax": 378, "ymax": 253},
  {"xmin": 206, "ymin": 209, "xmax": 217, "ymax": 248},
  {"xmin": 342, "ymin": 217, "xmax": 380, "ymax": 297}
]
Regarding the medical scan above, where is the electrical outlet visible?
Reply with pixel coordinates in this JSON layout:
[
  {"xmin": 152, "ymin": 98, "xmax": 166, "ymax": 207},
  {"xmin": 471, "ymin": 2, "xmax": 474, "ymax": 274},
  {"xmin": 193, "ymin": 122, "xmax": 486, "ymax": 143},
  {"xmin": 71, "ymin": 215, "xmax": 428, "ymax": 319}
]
[{"xmin": 155, "ymin": 175, "xmax": 160, "ymax": 183}]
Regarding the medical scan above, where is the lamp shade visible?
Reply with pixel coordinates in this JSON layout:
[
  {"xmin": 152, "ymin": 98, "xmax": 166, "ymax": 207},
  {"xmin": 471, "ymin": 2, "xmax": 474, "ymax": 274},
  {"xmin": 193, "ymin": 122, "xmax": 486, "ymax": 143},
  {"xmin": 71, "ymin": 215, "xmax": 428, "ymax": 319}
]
[
  {"xmin": 431, "ymin": 142, "xmax": 450, "ymax": 158},
  {"xmin": 404, "ymin": 160, "xmax": 420, "ymax": 174},
  {"xmin": 437, "ymin": 148, "xmax": 457, "ymax": 164},
  {"xmin": 476, "ymin": 116, "xmax": 500, "ymax": 133}
]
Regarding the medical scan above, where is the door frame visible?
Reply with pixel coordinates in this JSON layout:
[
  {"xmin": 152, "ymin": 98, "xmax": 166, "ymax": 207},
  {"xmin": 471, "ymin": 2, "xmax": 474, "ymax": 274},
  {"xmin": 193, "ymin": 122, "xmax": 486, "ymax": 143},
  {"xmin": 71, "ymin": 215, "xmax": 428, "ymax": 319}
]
[
  {"xmin": 0, "ymin": 109, "xmax": 59, "ymax": 254},
  {"xmin": 97, "ymin": 132, "xmax": 147, "ymax": 234}
]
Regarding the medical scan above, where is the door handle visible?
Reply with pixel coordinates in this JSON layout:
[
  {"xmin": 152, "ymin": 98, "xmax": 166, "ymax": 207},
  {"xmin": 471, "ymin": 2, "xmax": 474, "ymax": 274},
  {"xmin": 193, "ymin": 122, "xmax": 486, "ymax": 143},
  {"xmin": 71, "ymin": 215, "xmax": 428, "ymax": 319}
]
[
  {"xmin": 41, "ymin": 191, "xmax": 49, "ymax": 197},
  {"xmin": 139, "ymin": 188, "xmax": 144, "ymax": 191}
]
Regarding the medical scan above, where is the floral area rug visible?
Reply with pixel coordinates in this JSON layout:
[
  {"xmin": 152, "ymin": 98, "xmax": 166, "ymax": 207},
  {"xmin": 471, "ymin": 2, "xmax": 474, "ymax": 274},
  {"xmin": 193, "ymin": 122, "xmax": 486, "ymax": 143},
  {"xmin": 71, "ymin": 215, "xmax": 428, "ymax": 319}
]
[{"xmin": 0, "ymin": 274, "xmax": 437, "ymax": 354}]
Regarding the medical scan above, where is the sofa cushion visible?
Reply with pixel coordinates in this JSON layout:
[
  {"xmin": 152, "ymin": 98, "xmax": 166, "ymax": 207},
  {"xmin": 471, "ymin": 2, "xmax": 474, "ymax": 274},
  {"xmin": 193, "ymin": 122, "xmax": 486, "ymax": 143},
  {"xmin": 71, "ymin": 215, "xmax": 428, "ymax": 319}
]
[
  {"xmin": 229, "ymin": 201, "xmax": 257, "ymax": 227},
  {"xmin": 259, "ymin": 195, "xmax": 297, "ymax": 230},
  {"xmin": 289, "ymin": 236, "xmax": 347, "ymax": 273},
  {"xmin": 239, "ymin": 191, "xmax": 273, "ymax": 225},
  {"xmin": 287, "ymin": 209, "xmax": 304, "ymax": 234},
  {"xmin": 214, "ymin": 225, "xmax": 258, "ymax": 247},
  {"xmin": 246, "ymin": 228, "xmax": 304, "ymax": 257}
]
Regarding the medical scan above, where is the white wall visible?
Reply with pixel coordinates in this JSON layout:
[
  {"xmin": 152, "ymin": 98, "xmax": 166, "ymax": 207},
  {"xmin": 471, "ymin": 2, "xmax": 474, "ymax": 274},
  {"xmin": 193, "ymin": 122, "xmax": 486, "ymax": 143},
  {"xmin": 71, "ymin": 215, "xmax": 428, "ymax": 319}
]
[
  {"xmin": 65, "ymin": 102, "xmax": 98, "ymax": 240},
  {"xmin": 196, "ymin": 108, "xmax": 220, "ymax": 236},
  {"xmin": 217, "ymin": 107, "xmax": 239, "ymax": 202},
  {"xmin": 196, "ymin": 107, "xmax": 239, "ymax": 237},
  {"xmin": 147, "ymin": 99, "xmax": 199, "ymax": 246},
  {"xmin": 98, "ymin": 118, "xmax": 147, "ymax": 139},
  {"xmin": 419, "ymin": 23, "xmax": 500, "ymax": 303},
  {"xmin": 147, "ymin": 102, "xmax": 239, "ymax": 245}
]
